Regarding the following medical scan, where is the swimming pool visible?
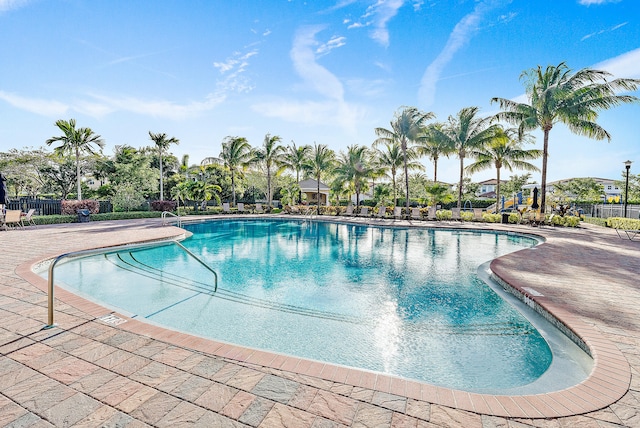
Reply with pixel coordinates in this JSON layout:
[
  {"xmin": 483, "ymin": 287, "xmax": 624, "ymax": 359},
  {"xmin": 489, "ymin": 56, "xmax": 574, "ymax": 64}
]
[{"xmin": 47, "ymin": 219, "xmax": 592, "ymax": 393}]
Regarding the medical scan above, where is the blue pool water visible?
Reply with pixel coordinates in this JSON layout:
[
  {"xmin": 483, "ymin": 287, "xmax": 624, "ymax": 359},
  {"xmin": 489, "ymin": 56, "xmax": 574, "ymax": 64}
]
[{"xmin": 50, "ymin": 219, "xmax": 571, "ymax": 392}]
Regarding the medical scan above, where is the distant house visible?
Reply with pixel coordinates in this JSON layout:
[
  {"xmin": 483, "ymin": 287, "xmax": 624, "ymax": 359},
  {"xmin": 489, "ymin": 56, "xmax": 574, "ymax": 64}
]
[
  {"xmin": 476, "ymin": 179, "xmax": 506, "ymax": 199},
  {"xmin": 299, "ymin": 179, "xmax": 330, "ymax": 206},
  {"xmin": 548, "ymin": 177, "xmax": 622, "ymax": 201}
]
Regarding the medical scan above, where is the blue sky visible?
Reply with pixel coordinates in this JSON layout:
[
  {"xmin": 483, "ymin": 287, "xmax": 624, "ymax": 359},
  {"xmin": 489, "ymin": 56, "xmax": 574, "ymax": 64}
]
[{"xmin": 1, "ymin": 0, "xmax": 639, "ymax": 184}]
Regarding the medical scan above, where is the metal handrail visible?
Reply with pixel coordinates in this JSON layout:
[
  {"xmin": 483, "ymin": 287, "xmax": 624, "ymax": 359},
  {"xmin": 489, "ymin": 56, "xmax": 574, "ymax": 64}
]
[
  {"xmin": 303, "ymin": 205, "xmax": 317, "ymax": 221},
  {"xmin": 161, "ymin": 211, "xmax": 182, "ymax": 227},
  {"xmin": 45, "ymin": 239, "xmax": 217, "ymax": 329}
]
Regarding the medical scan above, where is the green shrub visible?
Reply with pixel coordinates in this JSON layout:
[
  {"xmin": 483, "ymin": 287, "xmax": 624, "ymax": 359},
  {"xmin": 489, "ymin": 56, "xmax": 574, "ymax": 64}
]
[
  {"xmin": 482, "ymin": 213, "xmax": 501, "ymax": 223},
  {"xmin": 460, "ymin": 211, "xmax": 473, "ymax": 222},
  {"xmin": 582, "ymin": 217, "xmax": 608, "ymax": 227},
  {"xmin": 607, "ymin": 217, "xmax": 640, "ymax": 230},
  {"xmin": 436, "ymin": 210, "xmax": 451, "ymax": 220},
  {"xmin": 508, "ymin": 213, "xmax": 520, "ymax": 224},
  {"xmin": 563, "ymin": 216, "xmax": 581, "ymax": 227}
]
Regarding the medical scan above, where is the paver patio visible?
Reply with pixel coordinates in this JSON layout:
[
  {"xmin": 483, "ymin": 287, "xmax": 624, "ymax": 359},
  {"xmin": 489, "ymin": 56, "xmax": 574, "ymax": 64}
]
[{"xmin": 1, "ymin": 216, "xmax": 639, "ymax": 427}]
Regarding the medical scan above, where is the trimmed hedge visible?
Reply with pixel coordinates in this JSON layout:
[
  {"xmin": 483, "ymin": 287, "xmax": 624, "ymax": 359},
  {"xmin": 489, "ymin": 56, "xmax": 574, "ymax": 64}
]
[
  {"xmin": 607, "ymin": 217, "xmax": 640, "ymax": 230},
  {"xmin": 582, "ymin": 217, "xmax": 608, "ymax": 227}
]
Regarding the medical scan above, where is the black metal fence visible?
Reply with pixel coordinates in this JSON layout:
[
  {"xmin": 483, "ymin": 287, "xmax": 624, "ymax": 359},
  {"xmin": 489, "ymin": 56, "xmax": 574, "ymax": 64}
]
[{"xmin": 5, "ymin": 198, "xmax": 113, "ymax": 215}]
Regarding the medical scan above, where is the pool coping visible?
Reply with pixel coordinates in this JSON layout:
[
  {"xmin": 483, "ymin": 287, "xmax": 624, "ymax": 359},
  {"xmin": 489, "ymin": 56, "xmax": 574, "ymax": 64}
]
[{"xmin": 14, "ymin": 215, "xmax": 632, "ymax": 419}]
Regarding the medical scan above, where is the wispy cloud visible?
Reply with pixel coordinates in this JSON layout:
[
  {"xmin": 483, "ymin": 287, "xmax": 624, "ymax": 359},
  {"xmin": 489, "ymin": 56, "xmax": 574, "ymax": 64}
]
[
  {"xmin": 316, "ymin": 36, "xmax": 347, "ymax": 57},
  {"xmin": 419, "ymin": 0, "xmax": 511, "ymax": 107},
  {"xmin": 345, "ymin": 0, "xmax": 405, "ymax": 47},
  {"xmin": 592, "ymin": 47, "xmax": 640, "ymax": 79},
  {"xmin": 0, "ymin": 0, "xmax": 30, "ymax": 13},
  {"xmin": 87, "ymin": 93, "xmax": 226, "ymax": 120},
  {"xmin": 0, "ymin": 89, "xmax": 226, "ymax": 120},
  {"xmin": 213, "ymin": 49, "xmax": 258, "ymax": 94},
  {"xmin": 581, "ymin": 22, "xmax": 627, "ymax": 41},
  {"xmin": 578, "ymin": 0, "xmax": 621, "ymax": 5},
  {"xmin": 290, "ymin": 26, "xmax": 345, "ymax": 101},
  {"xmin": 0, "ymin": 91, "xmax": 68, "ymax": 116},
  {"xmin": 252, "ymin": 25, "xmax": 365, "ymax": 132}
]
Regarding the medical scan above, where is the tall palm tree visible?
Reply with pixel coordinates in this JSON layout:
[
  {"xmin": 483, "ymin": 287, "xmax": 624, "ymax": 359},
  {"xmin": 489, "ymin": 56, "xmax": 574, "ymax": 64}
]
[
  {"xmin": 281, "ymin": 141, "xmax": 312, "ymax": 203},
  {"xmin": 375, "ymin": 107, "xmax": 435, "ymax": 212},
  {"xmin": 465, "ymin": 127, "xmax": 541, "ymax": 212},
  {"xmin": 220, "ymin": 136, "xmax": 253, "ymax": 206},
  {"xmin": 304, "ymin": 143, "xmax": 336, "ymax": 209},
  {"xmin": 46, "ymin": 118, "xmax": 104, "ymax": 201},
  {"xmin": 492, "ymin": 62, "xmax": 639, "ymax": 212},
  {"xmin": 433, "ymin": 106, "xmax": 500, "ymax": 208},
  {"xmin": 374, "ymin": 142, "xmax": 424, "ymax": 207},
  {"xmin": 252, "ymin": 134, "xmax": 286, "ymax": 208},
  {"xmin": 148, "ymin": 132, "xmax": 179, "ymax": 201},
  {"xmin": 416, "ymin": 122, "xmax": 452, "ymax": 182},
  {"xmin": 334, "ymin": 145, "xmax": 377, "ymax": 208}
]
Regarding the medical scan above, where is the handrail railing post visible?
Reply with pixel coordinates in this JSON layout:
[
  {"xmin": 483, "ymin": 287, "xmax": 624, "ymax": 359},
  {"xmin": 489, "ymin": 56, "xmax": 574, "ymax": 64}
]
[{"xmin": 44, "ymin": 238, "xmax": 217, "ymax": 328}]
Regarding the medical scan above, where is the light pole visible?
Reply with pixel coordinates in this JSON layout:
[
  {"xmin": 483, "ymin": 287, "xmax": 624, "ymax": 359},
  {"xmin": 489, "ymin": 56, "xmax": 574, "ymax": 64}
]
[{"xmin": 624, "ymin": 160, "xmax": 632, "ymax": 218}]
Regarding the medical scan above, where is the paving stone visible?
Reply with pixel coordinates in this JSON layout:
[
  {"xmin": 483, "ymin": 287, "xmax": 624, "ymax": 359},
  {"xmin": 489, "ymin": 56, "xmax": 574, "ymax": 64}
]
[
  {"xmin": 226, "ymin": 366, "xmax": 266, "ymax": 391},
  {"xmin": 198, "ymin": 410, "xmax": 248, "ymax": 427},
  {"xmin": 260, "ymin": 402, "xmax": 318, "ymax": 427},
  {"xmin": 91, "ymin": 376, "xmax": 146, "ymax": 407},
  {"xmin": 252, "ymin": 374, "xmax": 300, "ymax": 404},
  {"xmin": 238, "ymin": 396, "xmax": 275, "ymax": 427},
  {"xmin": 371, "ymin": 391, "xmax": 407, "ymax": 413},
  {"xmin": 221, "ymin": 390, "xmax": 256, "ymax": 420},
  {"xmin": 195, "ymin": 382, "xmax": 239, "ymax": 412},
  {"xmin": 405, "ymin": 399, "xmax": 430, "ymax": 421},
  {"xmin": 352, "ymin": 402, "xmax": 394, "ymax": 427},
  {"xmin": 5, "ymin": 412, "xmax": 53, "ymax": 428},
  {"xmin": 129, "ymin": 391, "xmax": 182, "ymax": 425},
  {"xmin": 189, "ymin": 355, "xmax": 226, "ymax": 378},
  {"xmin": 429, "ymin": 405, "xmax": 482, "ymax": 428},
  {"xmin": 171, "ymin": 374, "xmax": 214, "ymax": 401},
  {"xmin": 41, "ymin": 392, "xmax": 102, "ymax": 427},
  {"xmin": 156, "ymin": 401, "xmax": 208, "ymax": 427},
  {"xmin": 288, "ymin": 384, "xmax": 320, "ymax": 410},
  {"xmin": 129, "ymin": 360, "xmax": 179, "ymax": 387},
  {"xmin": 0, "ymin": 402, "xmax": 30, "ymax": 426},
  {"xmin": 69, "ymin": 367, "xmax": 119, "ymax": 394},
  {"xmin": 307, "ymin": 389, "xmax": 359, "ymax": 426}
]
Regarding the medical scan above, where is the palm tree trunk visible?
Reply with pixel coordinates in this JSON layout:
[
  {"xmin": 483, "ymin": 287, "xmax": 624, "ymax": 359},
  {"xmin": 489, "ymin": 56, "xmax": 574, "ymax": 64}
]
[
  {"xmin": 540, "ymin": 129, "xmax": 550, "ymax": 213},
  {"xmin": 316, "ymin": 178, "xmax": 321, "ymax": 210},
  {"xmin": 433, "ymin": 158, "xmax": 438, "ymax": 182},
  {"xmin": 457, "ymin": 155, "xmax": 464, "ymax": 209},
  {"xmin": 267, "ymin": 168, "xmax": 272, "ymax": 207},
  {"xmin": 159, "ymin": 149, "xmax": 164, "ymax": 201},
  {"xmin": 231, "ymin": 171, "xmax": 236, "ymax": 206},
  {"xmin": 495, "ymin": 167, "xmax": 501, "ymax": 214},
  {"xmin": 76, "ymin": 148, "xmax": 82, "ymax": 201},
  {"xmin": 403, "ymin": 140, "xmax": 410, "ymax": 213},
  {"xmin": 392, "ymin": 173, "xmax": 397, "ymax": 207}
]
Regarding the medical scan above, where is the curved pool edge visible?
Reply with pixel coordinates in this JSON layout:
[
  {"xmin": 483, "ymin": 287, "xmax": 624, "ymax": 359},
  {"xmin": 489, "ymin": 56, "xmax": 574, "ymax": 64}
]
[{"xmin": 16, "ymin": 218, "xmax": 632, "ymax": 419}]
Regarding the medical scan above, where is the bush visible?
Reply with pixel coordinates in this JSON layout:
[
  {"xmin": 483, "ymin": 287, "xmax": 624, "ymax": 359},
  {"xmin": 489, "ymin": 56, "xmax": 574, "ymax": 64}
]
[
  {"xmin": 482, "ymin": 213, "xmax": 501, "ymax": 223},
  {"xmin": 563, "ymin": 216, "xmax": 581, "ymax": 227},
  {"xmin": 151, "ymin": 200, "xmax": 177, "ymax": 212},
  {"xmin": 508, "ymin": 213, "xmax": 520, "ymax": 224},
  {"xmin": 582, "ymin": 217, "xmax": 608, "ymax": 227},
  {"xmin": 436, "ymin": 210, "xmax": 452, "ymax": 220},
  {"xmin": 460, "ymin": 211, "xmax": 473, "ymax": 222},
  {"xmin": 607, "ymin": 217, "xmax": 640, "ymax": 230},
  {"xmin": 61, "ymin": 199, "xmax": 100, "ymax": 215}
]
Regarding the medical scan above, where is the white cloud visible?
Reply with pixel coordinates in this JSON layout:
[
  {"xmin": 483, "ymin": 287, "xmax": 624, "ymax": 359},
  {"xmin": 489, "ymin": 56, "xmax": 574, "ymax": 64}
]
[
  {"xmin": 0, "ymin": 91, "xmax": 68, "ymax": 116},
  {"xmin": 316, "ymin": 36, "xmax": 347, "ymax": 57},
  {"xmin": 581, "ymin": 21, "xmax": 627, "ymax": 41},
  {"xmin": 291, "ymin": 26, "xmax": 345, "ymax": 101},
  {"xmin": 87, "ymin": 93, "xmax": 226, "ymax": 120},
  {"xmin": 213, "ymin": 49, "xmax": 258, "ymax": 94},
  {"xmin": 419, "ymin": 0, "xmax": 511, "ymax": 107},
  {"xmin": 578, "ymin": 0, "xmax": 621, "ymax": 5},
  {"xmin": 252, "ymin": 25, "xmax": 366, "ymax": 133},
  {"xmin": 0, "ymin": 0, "xmax": 30, "ymax": 13},
  {"xmin": 592, "ymin": 47, "xmax": 640, "ymax": 79},
  {"xmin": 252, "ymin": 98, "xmax": 365, "ymax": 133},
  {"xmin": 367, "ymin": 0, "xmax": 405, "ymax": 47}
]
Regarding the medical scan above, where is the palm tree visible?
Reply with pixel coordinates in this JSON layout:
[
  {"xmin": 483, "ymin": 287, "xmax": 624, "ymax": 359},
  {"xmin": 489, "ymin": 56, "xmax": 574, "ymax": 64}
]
[
  {"xmin": 416, "ymin": 122, "xmax": 452, "ymax": 182},
  {"xmin": 374, "ymin": 142, "xmax": 424, "ymax": 207},
  {"xmin": 375, "ymin": 107, "xmax": 435, "ymax": 212},
  {"xmin": 433, "ymin": 106, "xmax": 500, "ymax": 208},
  {"xmin": 281, "ymin": 141, "xmax": 312, "ymax": 203},
  {"xmin": 492, "ymin": 62, "xmax": 639, "ymax": 212},
  {"xmin": 189, "ymin": 181, "xmax": 222, "ymax": 209},
  {"xmin": 46, "ymin": 119, "xmax": 105, "ymax": 201},
  {"xmin": 148, "ymin": 132, "xmax": 179, "ymax": 201},
  {"xmin": 220, "ymin": 136, "xmax": 253, "ymax": 206},
  {"xmin": 465, "ymin": 127, "xmax": 541, "ymax": 212},
  {"xmin": 253, "ymin": 134, "xmax": 285, "ymax": 208},
  {"xmin": 334, "ymin": 145, "xmax": 377, "ymax": 208},
  {"xmin": 304, "ymin": 143, "xmax": 336, "ymax": 209}
]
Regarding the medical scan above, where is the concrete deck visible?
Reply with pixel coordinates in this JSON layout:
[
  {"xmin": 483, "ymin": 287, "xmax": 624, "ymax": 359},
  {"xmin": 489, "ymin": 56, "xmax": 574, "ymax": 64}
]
[{"xmin": 1, "ymin": 216, "xmax": 639, "ymax": 427}]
